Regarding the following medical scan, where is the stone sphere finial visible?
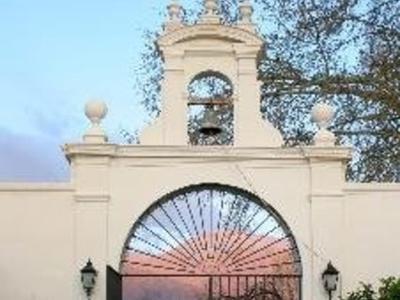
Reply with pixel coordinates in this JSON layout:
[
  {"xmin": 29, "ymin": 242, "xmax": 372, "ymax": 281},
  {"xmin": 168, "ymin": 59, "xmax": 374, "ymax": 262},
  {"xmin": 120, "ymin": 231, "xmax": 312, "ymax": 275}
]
[
  {"xmin": 312, "ymin": 102, "xmax": 336, "ymax": 147},
  {"xmin": 84, "ymin": 100, "xmax": 108, "ymax": 143},
  {"xmin": 85, "ymin": 100, "xmax": 108, "ymax": 124},
  {"xmin": 312, "ymin": 102, "xmax": 334, "ymax": 129}
]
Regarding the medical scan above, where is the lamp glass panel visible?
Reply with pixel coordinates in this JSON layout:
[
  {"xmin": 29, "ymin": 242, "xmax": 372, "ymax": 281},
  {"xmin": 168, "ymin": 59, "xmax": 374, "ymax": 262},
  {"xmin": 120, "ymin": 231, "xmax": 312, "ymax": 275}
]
[
  {"xmin": 83, "ymin": 274, "xmax": 96, "ymax": 289},
  {"xmin": 325, "ymin": 274, "xmax": 338, "ymax": 291}
]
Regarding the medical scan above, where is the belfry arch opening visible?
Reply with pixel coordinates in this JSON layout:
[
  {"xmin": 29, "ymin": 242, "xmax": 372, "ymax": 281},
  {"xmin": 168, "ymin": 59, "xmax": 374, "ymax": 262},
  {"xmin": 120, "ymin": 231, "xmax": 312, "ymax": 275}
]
[
  {"xmin": 120, "ymin": 184, "xmax": 302, "ymax": 300},
  {"xmin": 187, "ymin": 72, "xmax": 234, "ymax": 146}
]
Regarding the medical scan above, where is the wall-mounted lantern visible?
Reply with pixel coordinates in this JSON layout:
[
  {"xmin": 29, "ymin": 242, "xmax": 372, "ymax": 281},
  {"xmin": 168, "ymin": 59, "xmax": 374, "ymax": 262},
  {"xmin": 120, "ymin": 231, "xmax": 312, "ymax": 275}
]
[
  {"xmin": 80, "ymin": 259, "xmax": 98, "ymax": 298},
  {"xmin": 322, "ymin": 262, "xmax": 340, "ymax": 300}
]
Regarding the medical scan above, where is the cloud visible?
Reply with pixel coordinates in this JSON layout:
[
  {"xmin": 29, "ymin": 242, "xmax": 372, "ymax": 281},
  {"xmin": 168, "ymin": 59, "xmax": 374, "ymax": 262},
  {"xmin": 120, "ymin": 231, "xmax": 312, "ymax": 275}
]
[{"xmin": 0, "ymin": 127, "xmax": 69, "ymax": 182}]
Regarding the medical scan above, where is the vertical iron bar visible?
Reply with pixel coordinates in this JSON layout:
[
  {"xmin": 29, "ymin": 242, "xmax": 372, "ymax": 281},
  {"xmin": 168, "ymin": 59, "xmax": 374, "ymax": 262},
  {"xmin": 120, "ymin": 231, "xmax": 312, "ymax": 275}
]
[
  {"xmin": 228, "ymin": 276, "xmax": 231, "ymax": 297},
  {"xmin": 210, "ymin": 190, "xmax": 213, "ymax": 251},
  {"xmin": 209, "ymin": 276, "xmax": 213, "ymax": 300},
  {"xmin": 254, "ymin": 276, "xmax": 257, "ymax": 298},
  {"xmin": 263, "ymin": 276, "xmax": 266, "ymax": 300},
  {"xmin": 219, "ymin": 276, "xmax": 222, "ymax": 299},
  {"xmin": 236, "ymin": 276, "xmax": 240, "ymax": 297}
]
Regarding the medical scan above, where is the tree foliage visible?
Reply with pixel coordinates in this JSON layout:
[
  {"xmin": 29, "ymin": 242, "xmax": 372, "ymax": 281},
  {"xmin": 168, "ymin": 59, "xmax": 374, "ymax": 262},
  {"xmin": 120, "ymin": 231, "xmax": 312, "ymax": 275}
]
[
  {"xmin": 341, "ymin": 277, "xmax": 400, "ymax": 300},
  {"xmin": 135, "ymin": 0, "xmax": 399, "ymax": 182}
]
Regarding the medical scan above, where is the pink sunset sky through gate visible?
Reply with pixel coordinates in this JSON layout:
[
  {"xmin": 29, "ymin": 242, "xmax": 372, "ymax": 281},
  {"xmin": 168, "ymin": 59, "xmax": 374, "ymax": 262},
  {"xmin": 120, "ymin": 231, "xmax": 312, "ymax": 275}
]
[{"xmin": 120, "ymin": 185, "xmax": 302, "ymax": 300}]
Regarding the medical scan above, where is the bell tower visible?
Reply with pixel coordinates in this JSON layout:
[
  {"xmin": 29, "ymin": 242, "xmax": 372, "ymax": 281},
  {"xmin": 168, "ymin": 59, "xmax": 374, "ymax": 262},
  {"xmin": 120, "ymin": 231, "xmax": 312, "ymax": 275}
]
[{"xmin": 141, "ymin": 0, "xmax": 283, "ymax": 147}]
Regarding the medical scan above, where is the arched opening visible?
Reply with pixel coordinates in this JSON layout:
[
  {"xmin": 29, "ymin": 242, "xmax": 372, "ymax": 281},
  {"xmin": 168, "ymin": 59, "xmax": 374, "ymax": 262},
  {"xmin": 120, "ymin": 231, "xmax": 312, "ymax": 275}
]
[
  {"xmin": 187, "ymin": 72, "xmax": 234, "ymax": 146},
  {"xmin": 120, "ymin": 184, "xmax": 302, "ymax": 300}
]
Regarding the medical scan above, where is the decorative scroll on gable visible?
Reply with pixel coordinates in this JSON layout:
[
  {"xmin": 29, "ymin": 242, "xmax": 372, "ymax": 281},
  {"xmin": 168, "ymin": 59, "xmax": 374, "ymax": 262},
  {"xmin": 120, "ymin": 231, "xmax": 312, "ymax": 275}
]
[{"xmin": 158, "ymin": 24, "xmax": 264, "ymax": 48}]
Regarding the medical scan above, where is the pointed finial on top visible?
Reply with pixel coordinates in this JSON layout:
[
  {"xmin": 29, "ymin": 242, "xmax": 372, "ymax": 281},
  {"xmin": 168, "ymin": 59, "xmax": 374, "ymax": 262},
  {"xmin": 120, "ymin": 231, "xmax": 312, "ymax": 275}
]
[
  {"xmin": 238, "ymin": 0, "xmax": 255, "ymax": 32},
  {"xmin": 165, "ymin": 0, "xmax": 183, "ymax": 32},
  {"xmin": 201, "ymin": 0, "xmax": 220, "ymax": 24}
]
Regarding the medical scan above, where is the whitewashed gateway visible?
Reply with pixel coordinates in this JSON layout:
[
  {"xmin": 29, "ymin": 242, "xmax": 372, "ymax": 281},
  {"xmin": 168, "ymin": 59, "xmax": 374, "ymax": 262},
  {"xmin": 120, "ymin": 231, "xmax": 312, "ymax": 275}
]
[{"xmin": 0, "ymin": 1, "xmax": 399, "ymax": 300}]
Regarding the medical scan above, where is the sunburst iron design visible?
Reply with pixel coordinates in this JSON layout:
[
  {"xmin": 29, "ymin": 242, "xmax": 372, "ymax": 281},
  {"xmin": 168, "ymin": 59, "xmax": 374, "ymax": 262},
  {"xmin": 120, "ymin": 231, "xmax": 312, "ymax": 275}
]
[{"xmin": 121, "ymin": 185, "xmax": 301, "ymax": 277}]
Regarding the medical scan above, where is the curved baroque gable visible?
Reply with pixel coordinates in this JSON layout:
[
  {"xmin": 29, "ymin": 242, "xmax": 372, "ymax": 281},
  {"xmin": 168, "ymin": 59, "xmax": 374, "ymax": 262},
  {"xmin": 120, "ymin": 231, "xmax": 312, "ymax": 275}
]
[{"xmin": 158, "ymin": 24, "xmax": 264, "ymax": 47}]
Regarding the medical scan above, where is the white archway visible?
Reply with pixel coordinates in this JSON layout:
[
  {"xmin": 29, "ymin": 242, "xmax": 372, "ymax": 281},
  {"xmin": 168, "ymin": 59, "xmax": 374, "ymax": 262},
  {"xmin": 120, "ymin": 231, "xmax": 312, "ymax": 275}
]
[{"xmin": 120, "ymin": 184, "xmax": 302, "ymax": 300}]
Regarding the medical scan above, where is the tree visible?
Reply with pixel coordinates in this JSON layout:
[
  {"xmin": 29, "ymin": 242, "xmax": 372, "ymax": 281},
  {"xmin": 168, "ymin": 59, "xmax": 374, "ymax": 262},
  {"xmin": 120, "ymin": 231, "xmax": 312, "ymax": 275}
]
[
  {"xmin": 341, "ymin": 277, "xmax": 400, "ymax": 300},
  {"xmin": 135, "ymin": 0, "xmax": 399, "ymax": 182}
]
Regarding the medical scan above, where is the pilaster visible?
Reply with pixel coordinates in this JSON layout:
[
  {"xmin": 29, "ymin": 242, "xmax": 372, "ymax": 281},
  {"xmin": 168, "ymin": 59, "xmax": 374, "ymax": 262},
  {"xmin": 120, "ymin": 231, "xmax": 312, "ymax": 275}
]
[
  {"xmin": 304, "ymin": 146, "xmax": 352, "ymax": 300},
  {"xmin": 161, "ymin": 50, "xmax": 186, "ymax": 145},
  {"xmin": 66, "ymin": 133, "xmax": 114, "ymax": 300},
  {"xmin": 70, "ymin": 146, "xmax": 112, "ymax": 300},
  {"xmin": 235, "ymin": 46, "xmax": 283, "ymax": 147}
]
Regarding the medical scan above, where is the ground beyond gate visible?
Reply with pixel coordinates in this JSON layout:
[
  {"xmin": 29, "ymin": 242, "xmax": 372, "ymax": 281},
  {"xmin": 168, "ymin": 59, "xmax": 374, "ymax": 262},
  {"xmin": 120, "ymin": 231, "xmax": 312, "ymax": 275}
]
[{"xmin": 122, "ymin": 274, "xmax": 301, "ymax": 300}]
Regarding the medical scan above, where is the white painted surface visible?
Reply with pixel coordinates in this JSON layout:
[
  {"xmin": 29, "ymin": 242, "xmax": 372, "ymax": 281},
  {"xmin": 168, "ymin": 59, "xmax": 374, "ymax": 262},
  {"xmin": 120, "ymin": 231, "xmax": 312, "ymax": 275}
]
[
  {"xmin": 0, "ymin": 186, "xmax": 75, "ymax": 300},
  {"xmin": 0, "ymin": 3, "xmax": 399, "ymax": 300},
  {"xmin": 0, "ymin": 146, "xmax": 399, "ymax": 300}
]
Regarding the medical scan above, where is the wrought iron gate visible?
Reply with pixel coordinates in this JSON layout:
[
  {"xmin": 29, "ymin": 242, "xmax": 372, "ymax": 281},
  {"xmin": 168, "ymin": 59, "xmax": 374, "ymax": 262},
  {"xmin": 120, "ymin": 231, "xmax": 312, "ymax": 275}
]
[
  {"xmin": 120, "ymin": 184, "xmax": 302, "ymax": 300},
  {"xmin": 107, "ymin": 266, "xmax": 122, "ymax": 300},
  {"xmin": 123, "ymin": 274, "xmax": 300, "ymax": 300}
]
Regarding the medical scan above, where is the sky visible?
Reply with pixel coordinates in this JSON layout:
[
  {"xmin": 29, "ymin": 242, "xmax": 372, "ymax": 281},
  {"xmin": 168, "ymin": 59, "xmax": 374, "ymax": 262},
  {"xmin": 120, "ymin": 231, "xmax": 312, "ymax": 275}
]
[{"xmin": 0, "ymin": 0, "xmax": 174, "ymax": 181}]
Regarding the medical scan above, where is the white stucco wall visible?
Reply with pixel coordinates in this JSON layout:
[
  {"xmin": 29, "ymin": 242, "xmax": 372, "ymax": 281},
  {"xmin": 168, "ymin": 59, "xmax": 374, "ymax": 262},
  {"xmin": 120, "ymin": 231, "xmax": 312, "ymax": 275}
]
[
  {"xmin": 0, "ymin": 184, "xmax": 75, "ymax": 300},
  {"xmin": 342, "ymin": 184, "xmax": 400, "ymax": 294},
  {"xmin": 1, "ymin": 146, "xmax": 399, "ymax": 300}
]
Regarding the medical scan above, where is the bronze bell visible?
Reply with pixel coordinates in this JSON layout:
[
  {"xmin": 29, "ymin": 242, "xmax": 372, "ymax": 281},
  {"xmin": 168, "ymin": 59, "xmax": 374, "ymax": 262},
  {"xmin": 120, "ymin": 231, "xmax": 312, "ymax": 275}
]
[{"xmin": 199, "ymin": 106, "xmax": 222, "ymax": 136}]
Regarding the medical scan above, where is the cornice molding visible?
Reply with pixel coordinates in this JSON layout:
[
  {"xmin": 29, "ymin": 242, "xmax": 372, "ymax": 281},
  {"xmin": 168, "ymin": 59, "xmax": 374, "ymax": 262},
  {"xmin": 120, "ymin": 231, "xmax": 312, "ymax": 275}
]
[
  {"xmin": 302, "ymin": 146, "xmax": 352, "ymax": 161},
  {"xmin": 64, "ymin": 144, "xmax": 353, "ymax": 162},
  {"xmin": 63, "ymin": 143, "xmax": 116, "ymax": 162},
  {"xmin": 344, "ymin": 183, "xmax": 400, "ymax": 193}
]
